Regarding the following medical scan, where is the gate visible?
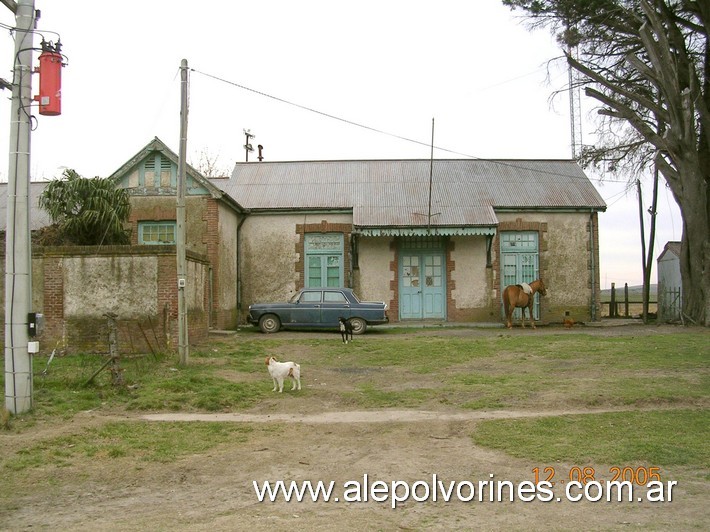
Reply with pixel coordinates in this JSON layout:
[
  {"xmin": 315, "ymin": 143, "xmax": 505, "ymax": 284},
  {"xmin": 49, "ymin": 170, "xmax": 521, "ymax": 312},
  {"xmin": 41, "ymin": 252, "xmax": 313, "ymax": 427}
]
[{"xmin": 659, "ymin": 287, "xmax": 682, "ymax": 322}]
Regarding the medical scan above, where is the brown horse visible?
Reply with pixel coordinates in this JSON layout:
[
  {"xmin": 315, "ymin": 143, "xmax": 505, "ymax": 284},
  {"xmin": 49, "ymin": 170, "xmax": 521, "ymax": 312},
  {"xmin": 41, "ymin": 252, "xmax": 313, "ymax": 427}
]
[{"xmin": 502, "ymin": 279, "xmax": 547, "ymax": 329}]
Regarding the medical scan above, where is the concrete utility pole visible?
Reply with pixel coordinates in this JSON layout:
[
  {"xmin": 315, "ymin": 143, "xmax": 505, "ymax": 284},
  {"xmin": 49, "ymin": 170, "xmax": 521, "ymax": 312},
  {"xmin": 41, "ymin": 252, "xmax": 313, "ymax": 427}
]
[
  {"xmin": 176, "ymin": 58, "xmax": 189, "ymax": 365},
  {"xmin": 4, "ymin": 0, "xmax": 35, "ymax": 415}
]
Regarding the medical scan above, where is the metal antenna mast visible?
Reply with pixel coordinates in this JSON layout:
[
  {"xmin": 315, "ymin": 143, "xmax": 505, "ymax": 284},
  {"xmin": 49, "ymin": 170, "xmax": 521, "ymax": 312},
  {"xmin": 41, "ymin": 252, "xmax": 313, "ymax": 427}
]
[
  {"xmin": 428, "ymin": 118, "xmax": 434, "ymax": 234},
  {"xmin": 243, "ymin": 129, "xmax": 255, "ymax": 162},
  {"xmin": 568, "ymin": 43, "xmax": 583, "ymax": 159}
]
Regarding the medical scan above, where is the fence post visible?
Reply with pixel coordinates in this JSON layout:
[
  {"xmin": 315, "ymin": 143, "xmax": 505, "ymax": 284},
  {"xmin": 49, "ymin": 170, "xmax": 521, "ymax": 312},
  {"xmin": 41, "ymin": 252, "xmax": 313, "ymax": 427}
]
[
  {"xmin": 624, "ymin": 283, "xmax": 629, "ymax": 317},
  {"xmin": 610, "ymin": 283, "xmax": 616, "ymax": 317}
]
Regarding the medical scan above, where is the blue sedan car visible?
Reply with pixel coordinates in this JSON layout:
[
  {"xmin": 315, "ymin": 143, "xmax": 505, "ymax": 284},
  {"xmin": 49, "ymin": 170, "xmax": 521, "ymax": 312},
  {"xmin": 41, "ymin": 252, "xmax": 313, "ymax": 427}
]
[{"xmin": 248, "ymin": 288, "xmax": 389, "ymax": 334}]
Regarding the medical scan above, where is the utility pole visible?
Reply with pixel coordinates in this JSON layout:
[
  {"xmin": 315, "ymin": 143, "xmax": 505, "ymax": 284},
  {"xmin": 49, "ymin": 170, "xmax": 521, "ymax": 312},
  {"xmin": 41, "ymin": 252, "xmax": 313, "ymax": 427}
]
[
  {"xmin": 4, "ymin": 0, "xmax": 35, "ymax": 415},
  {"xmin": 176, "ymin": 59, "xmax": 189, "ymax": 365}
]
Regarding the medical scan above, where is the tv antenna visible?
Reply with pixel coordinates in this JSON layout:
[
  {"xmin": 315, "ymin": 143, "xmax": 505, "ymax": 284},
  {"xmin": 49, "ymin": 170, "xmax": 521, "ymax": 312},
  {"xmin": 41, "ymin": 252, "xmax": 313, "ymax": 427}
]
[{"xmin": 243, "ymin": 129, "xmax": 255, "ymax": 162}]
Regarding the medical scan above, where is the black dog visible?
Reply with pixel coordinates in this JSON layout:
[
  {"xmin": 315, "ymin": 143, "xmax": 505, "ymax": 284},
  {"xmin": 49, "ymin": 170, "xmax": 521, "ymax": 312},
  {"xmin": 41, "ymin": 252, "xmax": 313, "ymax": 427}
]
[{"xmin": 338, "ymin": 317, "xmax": 353, "ymax": 344}]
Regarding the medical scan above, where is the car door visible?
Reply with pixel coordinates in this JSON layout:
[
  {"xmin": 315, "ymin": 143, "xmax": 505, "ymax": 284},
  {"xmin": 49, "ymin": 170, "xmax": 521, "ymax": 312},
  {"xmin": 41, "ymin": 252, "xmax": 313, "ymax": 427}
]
[
  {"xmin": 320, "ymin": 290, "xmax": 352, "ymax": 326},
  {"xmin": 290, "ymin": 290, "xmax": 323, "ymax": 326}
]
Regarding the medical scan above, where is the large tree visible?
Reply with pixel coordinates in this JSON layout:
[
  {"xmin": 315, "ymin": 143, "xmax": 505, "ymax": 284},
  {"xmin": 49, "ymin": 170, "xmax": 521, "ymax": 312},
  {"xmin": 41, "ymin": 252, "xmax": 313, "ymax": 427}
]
[
  {"xmin": 503, "ymin": 0, "xmax": 710, "ymax": 326},
  {"xmin": 38, "ymin": 169, "xmax": 131, "ymax": 246}
]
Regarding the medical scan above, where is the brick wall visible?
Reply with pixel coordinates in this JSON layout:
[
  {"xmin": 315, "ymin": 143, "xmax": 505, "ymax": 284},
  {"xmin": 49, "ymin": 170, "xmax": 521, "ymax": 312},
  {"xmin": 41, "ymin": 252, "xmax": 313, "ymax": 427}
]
[{"xmin": 0, "ymin": 245, "xmax": 210, "ymax": 355}]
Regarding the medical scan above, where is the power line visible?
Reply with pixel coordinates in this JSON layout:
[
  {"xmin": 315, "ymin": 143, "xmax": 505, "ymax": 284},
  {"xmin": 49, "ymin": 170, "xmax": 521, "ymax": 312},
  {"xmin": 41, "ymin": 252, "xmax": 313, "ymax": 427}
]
[{"xmin": 191, "ymin": 68, "xmax": 631, "ymax": 184}]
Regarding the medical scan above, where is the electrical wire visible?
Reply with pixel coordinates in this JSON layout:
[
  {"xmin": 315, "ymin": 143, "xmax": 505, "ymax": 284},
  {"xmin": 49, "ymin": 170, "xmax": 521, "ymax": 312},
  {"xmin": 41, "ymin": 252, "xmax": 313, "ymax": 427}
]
[
  {"xmin": 191, "ymin": 68, "xmax": 631, "ymax": 184},
  {"xmin": 602, "ymin": 185, "xmax": 635, "ymax": 208}
]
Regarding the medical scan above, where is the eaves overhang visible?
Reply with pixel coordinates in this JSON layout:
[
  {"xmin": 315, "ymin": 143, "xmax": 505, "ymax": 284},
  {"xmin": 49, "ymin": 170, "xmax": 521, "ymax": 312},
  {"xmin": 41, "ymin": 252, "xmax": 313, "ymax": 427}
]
[{"xmin": 354, "ymin": 226, "xmax": 497, "ymax": 237}]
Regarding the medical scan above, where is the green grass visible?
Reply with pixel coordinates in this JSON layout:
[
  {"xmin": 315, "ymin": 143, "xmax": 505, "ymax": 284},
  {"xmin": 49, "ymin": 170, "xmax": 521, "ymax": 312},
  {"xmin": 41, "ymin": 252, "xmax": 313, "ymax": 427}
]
[
  {"xmin": 2, "ymin": 327, "xmax": 708, "ymax": 478},
  {"xmin": 26, "ymin": 346, "xmax": 268, "ymax": 419},
  {"xmin": 4, "ymin": 421, "xmax": 253, "ymax": 473},
  {"xmin": 316, "ymin": 331, "xmax": 709, "ymax": 410},
  {"xmin": 12, "ymin": 329, "xmax": 709, "ymax": 418},
  {"xmin": 473, "ymin": 409, "xmax": 710, "ymax": 468},
  {"xmin": 347, "ymin": 382, "xmax": 439, "ymax": 408}
]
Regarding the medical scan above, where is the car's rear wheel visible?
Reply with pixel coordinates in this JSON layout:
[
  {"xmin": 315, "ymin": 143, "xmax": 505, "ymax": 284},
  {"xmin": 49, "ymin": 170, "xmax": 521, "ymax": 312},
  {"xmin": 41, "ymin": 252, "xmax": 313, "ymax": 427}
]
[
  {"xmin": 258, "ymin": 314, "xmax": 281, "ymax": 334},
  {"xmin": 348, "ymin": 317, "xmax": 367, "ymax": 335}
]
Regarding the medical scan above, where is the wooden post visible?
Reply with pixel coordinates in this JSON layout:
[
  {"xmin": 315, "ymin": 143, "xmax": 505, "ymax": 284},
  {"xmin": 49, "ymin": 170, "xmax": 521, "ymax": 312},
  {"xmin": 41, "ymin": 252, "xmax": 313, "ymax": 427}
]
[
  {"xmin": 624, "ymin": 283, "xmax": 629, "ymax": 317},
  {"xmin": 84, "ymin": 313, "xmax": 123, "ymax": 387},
  {"xmin": 610, "ymin": 283, "xmax": 617, "ymax": 317},
  {"xmin": 105, "ymin": 313, "xmax": 123, "ymax": 387}
]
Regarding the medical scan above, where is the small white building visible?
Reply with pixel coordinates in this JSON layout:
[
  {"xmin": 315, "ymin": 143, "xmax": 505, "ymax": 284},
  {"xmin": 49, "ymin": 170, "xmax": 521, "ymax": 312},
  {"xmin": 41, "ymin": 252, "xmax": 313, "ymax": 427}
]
[
  {"xmin": 217, "ymin": 158, "xmax": 607, "ymax": 325},
  {"xmin": 657, "ymin": 241, "xmax": 682, "ymax": 322}
]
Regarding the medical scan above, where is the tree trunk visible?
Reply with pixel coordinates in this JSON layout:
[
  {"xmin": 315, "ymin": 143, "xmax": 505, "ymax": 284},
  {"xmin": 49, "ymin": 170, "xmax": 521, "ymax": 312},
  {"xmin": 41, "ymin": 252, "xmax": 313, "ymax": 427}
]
[
  {"xmin": 670, "ymin": 162, "xmax": 710, "ymax": 326},
  {"xmin": 679, "ymin": 222, "xmax": 710, "ymax": 327}
]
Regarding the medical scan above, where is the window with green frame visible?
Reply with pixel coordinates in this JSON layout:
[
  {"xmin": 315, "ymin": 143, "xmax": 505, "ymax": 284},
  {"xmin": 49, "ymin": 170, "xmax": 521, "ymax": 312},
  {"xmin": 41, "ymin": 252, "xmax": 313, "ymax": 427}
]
[
  {"xmin": 139, "ymin": 221, "xmax": 176, "ymax": 245},
  {"xmin": 304, "ymin": 233, "xmax": 344, "ymax": 288}
]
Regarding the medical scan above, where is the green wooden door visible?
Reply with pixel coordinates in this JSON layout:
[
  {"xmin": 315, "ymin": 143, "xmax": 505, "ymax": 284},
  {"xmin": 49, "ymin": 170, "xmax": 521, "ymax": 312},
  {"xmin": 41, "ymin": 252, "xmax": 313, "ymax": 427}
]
[
  {"xmin": 399, "ymin": 238, "xmax": 446, "ymax": 320},
  {"xmin": 500, "ymin": 232, "xmax": 540, "ymax": 320}
]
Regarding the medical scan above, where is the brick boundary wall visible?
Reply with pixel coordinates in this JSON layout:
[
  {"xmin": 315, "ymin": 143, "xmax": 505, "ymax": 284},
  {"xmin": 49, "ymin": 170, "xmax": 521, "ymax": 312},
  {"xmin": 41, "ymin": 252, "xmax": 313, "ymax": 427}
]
[{"xmin": 0, "ymin": 245, "xmax": 210, "ymax": 355}]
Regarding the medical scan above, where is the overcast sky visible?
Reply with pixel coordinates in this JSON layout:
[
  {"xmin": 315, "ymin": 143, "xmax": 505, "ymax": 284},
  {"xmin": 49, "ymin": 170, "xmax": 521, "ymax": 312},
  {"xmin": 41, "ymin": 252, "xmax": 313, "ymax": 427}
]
[{"xmin": 0, "ymin": 0, "xmax": 682, "ymax": 289}]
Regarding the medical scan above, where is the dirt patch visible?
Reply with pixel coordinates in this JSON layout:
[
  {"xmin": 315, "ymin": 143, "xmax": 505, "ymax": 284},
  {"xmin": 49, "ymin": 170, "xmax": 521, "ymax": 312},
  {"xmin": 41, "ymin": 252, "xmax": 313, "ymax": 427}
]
[
  {"xmin": 141, "ymin": 405, "xmax": 680, "ymax": 424},
  {"xmin": 1, "ymin": 324, "xmax": 707, "ymax": 530}
]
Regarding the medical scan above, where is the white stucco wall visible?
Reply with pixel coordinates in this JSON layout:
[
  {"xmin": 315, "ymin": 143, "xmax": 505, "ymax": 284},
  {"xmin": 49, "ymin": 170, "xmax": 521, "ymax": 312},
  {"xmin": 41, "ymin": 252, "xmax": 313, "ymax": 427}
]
[
  {"xmin": 64, "ymin": 256, "xmax": 158, "ymax": 318},
  {"xmin": 240, "ymin": 215, "xmax": 299, "ymax": 304},
  {"xmin": 356, "ymin": 237, "xmax": 393, "ymax": 303},
  {"xmin": 495, "ymin": 211, "xmax": 597, "ymax": 320},
  {"xmin": 238, "ymin": 209, "xmax": 599, "ymax": 323},
  {"xmin": 239, "ymin": 213, "xmax": 353, "ymax": 306},
  {"xmin": 657, "ymin": 251, "xmax": 681, "ymax": 321},
  {"xmin": 542, "ymin": 212, "xmax": 594, "ymax": 309},
  {"xmin": 450, "ymin": 237, "xmax": 489, "ymax": 308},
  {"xmin": 658, "ymin": 253, "xmax": 681, "ymax": 291}
]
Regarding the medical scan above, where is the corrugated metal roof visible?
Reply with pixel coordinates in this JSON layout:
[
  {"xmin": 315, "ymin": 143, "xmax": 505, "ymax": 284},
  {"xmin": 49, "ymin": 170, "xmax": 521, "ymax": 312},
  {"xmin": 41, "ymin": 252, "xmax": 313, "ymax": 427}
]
[
  {"xmin": 216, "ymin": 159, "xmax": 606, "ymax": 227},
  {"xmin": 658, "ymin": 241, "xmax": 681, "ymax": 260},
  {"xmin": 0, "ymin": 159, "xmax": 606, "ymax": 234},
  {"xmin": 353, "ymin": 204, "xmax": 499, "ymax": 227}
]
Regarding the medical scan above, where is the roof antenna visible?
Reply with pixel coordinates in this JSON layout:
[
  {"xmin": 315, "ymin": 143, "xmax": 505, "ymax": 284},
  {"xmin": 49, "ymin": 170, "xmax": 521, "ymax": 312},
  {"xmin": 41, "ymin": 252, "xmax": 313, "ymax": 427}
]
[
  {"xmin": 243, "ymin": 129, "xmax": 255, "ymax": 162},
  {"xmin": 414, "ymin": 118, "xmax": 440, "ymax": 231},
  {"xmin": 428, "ymin": 117, "xmax": 435, "ymax": 234}
]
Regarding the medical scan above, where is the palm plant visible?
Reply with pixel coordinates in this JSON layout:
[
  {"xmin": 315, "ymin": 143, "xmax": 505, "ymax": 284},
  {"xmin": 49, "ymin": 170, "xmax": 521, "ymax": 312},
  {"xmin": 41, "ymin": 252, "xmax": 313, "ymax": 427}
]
[{"xmin": 38, "ymin": 169, "xmax": 131, "ymax": 245}]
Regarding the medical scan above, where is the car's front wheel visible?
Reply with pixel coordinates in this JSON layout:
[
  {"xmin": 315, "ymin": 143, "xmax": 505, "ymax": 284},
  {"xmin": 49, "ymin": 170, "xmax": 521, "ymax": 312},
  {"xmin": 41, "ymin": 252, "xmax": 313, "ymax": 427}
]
[
  {"xmin": 258, "ymin": 314, "xmax": 281, "ymax": 334},
  {"xmin": 348, "ymin": 317, "xmax": 367, "ymax": 335}
]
